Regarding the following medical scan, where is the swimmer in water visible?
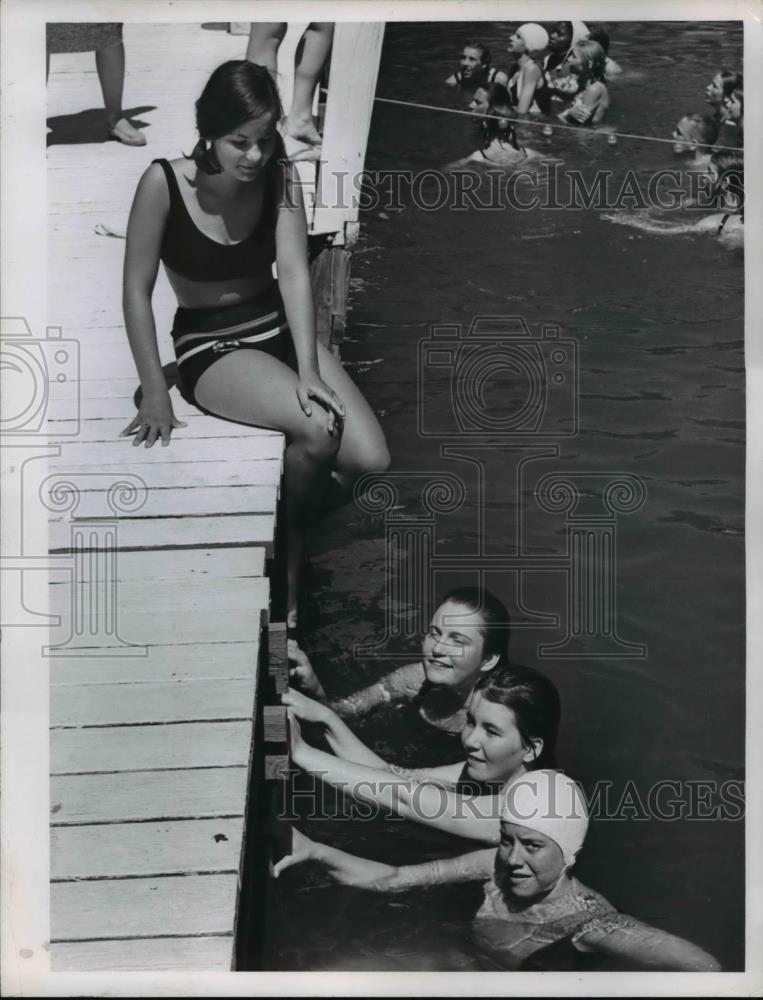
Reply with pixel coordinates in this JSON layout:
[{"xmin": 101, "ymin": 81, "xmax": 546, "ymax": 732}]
[
  {"xmin": 274, "ymin": 770, "xmax": 720, "ymax": 971},
  {"xmin": 721, "ymin": 86, "xmax": 743, "ymax": 142},
  {"xmin": 446, "ymin": 84, "xmax": 540, "ymax": 169},
  {"xmin": 672, "ymin": 112, "xmax": 720, "ymax": 170},
  {"xmin": 544, "ymin": 20, "xmax": 589, "ymax": 97},
  {"xmin": 506, "ymin": 23, "xmax": 552, "ymax": 115},
  {"xmin": 445, "ymin": 41, "xmax": 509, "ymax": 90},
  {"xmin": 705, "ymin": 69, "xmax": 743, "ymax": 149},
  {"xmin": 283, "ymin": 662, "xmax": 561, "ymax": 843},
  {"xmin": 557, "ymin": 40, "xmax": 609, "ymax": 126},
  {"xmin": 290, "ymin": 587, "xmax": 511, "ymax": 757},
  {"xmin": 587, "ymin": 27, "xmax": 622, "ymax": 78},
  {"xmin": 604, "ymin": 149, "xmax": 743, "ymax": 247}
]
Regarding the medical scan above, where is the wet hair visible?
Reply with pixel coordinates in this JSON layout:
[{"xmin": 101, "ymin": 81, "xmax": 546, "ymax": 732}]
[
  {"xmin": 463, "ymin": 40, "xmax": 491, "ymax": 65},
  {"xmin": 679, "ymin": 112, "xmax": 720, "ymax": 149},
  {"xmin": 571, "ymin": 39, "xmax": 607, "ymax": 83},
  {"xmin": 478, "ymin": 83, "xmax": 518, "ymax": 144},
  {"xmin": 726, "ymin": 87, "xmax": 744, "ymax": 121},
  {"xmin": 189, "ymin": 60, "xmax": 283, "ymax": 175},
  {"xmin": 718, "ymin": 69, "xmax": 743, "ymax": 97},
  {"xmin": 710, "ymin": 150, "xmax": 744, "ymax": 212},
  {"xmin": 588, "ymin": 27, "xmax": 610, "ymax": 55},
  {"xmin": 438, "ymin": 586, "xmax": 511, "ymax": 661},
  {"xmin": 472, "ymin": 663, "xmax": 561, "ymax": 768}
]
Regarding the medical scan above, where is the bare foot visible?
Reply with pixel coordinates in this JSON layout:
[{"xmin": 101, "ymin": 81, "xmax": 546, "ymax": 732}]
[
  {"xmin": 108, "ymin": 118, "xmax": 147, "ymax": 147},
  {"xmin": 284, "ymin": 115, "xmax": 322, "ymax": 146}
]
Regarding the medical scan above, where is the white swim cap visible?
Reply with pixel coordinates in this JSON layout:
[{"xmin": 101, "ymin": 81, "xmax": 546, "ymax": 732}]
[
  {"xmin": 517, "ymin": 23, "xmax": 550, "ymax": 54},
  {"xmin": 501, "ymin": 770, "xmax": 589, "ymax": 866},
  {"xmin": 571, "ymin": 21, "xmax": 591, "ymax": 45}
]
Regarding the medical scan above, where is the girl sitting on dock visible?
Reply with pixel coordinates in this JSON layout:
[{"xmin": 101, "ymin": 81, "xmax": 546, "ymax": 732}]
[
  {"xmin": 556, "ymin": 40, "xmax": 609, "ymax": 126},
  {"xmin": 290, "ymin": 587, "xmax": 511, "ymax": 758},
  {"xmin": 283, "ymin": 661, "xmax": 561, "ymax": 843},
  {"xmin": 121, "ymin": 60, "xmax": 390, "ymax": 635},
  {"xmin": 273, "ymin": 769, "xmax": 720, "ymax": 971}
]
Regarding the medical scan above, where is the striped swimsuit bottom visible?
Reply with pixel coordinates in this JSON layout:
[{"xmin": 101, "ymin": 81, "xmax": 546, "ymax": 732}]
[{"xmin": 171, "ymin": 282, "xmax": 294, "ymax": 404}]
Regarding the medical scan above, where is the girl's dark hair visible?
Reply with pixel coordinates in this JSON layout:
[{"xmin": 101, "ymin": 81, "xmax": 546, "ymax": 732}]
[
  {"xmin": 710, "ymin": 150, "xmax": 745, "ymax": 212},
  {"xmin": 189, "ymin": 60, "xmax": 283, "ymax": 175},
  {"xmin": 473, "ymin": 663, "xmax": 561, "ymax": 768},
  {"xmin": 438, "ymin": 586, "xmax": 511, "ymax": 661},
  {"xmin": 588, "ymin": 28, "xmax": 610, "ymax": 55},
  {"xmin": 682, "ymin": 112, "xmax": 720, "ymax": 149},
  {"xmin": 718, "ymin": 69, "xmax": 743, "ymax": 97}
]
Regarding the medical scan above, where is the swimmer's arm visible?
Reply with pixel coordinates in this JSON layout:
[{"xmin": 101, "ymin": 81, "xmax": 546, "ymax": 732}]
[
  {"xmin": 590, "ymin": 85, "xmax": 609, "ymax": 126},
  {"xmin": 445, "ymin": 73, "xmax": 458, "ymax": 86},
  {"xmin": 574, "ymin": 917, "xmax": 721, "ymax": 971},
  {"xmin": 274, "ymin": 830, "xmax": 494, "ymax": 892},
  {"xmin": 515, "ymin": 62, "xmax": 542, "ymax": 114},
  {"xmin": 290, "ymin": 731, "xmax": 500, "ymax": 843},
  {"xmin": 493, "ymin": 69, "xmax": 509, "ymax": 88},
  {"xmin": 329, "ymin": 662, "xmax": 426, "ymax": 718},
  {"xmin": 275, "ymin": 160, "xmax": 319, "ymax": 376},
  {"xmin": 282, "ymin": 689, "xmax": 388, "ymax": 767},
  {"xmin": 122, "ymin": 163, "xmax": 170, "ymax": 397}
]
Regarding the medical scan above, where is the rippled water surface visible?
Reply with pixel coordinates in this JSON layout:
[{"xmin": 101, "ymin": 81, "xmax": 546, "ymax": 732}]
[{"xmin": 260, "ymin": 20, "xmax": 744, "ymax": 971}]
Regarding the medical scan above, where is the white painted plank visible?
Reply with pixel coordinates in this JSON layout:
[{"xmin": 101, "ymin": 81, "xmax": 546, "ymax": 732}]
[
  {"xmin": 66, "ymin": 484, "xmax": 278, "ymax": 519},
  {"xmin": 51, "ymin": 874, "xmax": 239, "ymax": 940},
  {"xmin": 42, "ymin": 460, "xmax": 282, "ymax": 489},
  {"xmin": 49, "ymin": 512, "xmax": 275, "ymax": 552},
  {"xmin": 47, "ymin": 435, "xmax": 283, "ymax": 467},
  {"xmin": 51, "ymin": 768, "xmax": 247, "ymax": 825},
  {"xmin": 51, "ymin": 721, "xmax": 253, "ymax": 775},
  {"xmin": 64, "ymin": 547, "xmax": 266, "ymax": 583},
  {"xmin": 51, "ymin": 935, "xmax": 233, "ymax": 972},
  {"xmin": 49, "ymin": 577, "xmax": 269, "ymax": 614},
  {"xmin": 313, "ymin": 24, "xmax": 385, "ymax": 235},
  {"xmin": 50, "ymin": 641, "xmax": 261, "ymax": 686},
  {"xmin": 48, "ymin": 607, "xmax": 264, "ymax": 648},
  {"xmin": 51, "ymin": 678, "xmax": 258, "ymax": 727},
  {"xmin": 51, "ymin": 818, "xmax": 244, "ymax": 880},
  {"xmin": 48, "ymin": 416, "xmax": 282, "ymax": 444}
]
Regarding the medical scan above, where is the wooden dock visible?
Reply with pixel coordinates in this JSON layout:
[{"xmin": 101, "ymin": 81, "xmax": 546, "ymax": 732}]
[{"xmin": 46, "ymin": 21, "xmax": 383, "ymax": 972}]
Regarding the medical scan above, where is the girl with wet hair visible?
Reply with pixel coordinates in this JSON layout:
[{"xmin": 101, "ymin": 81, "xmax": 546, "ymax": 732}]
[
  {"xmin": 122, "ymin": 60, "xmax": 389, "ymax": 636},
  {"xmin": 282, "ymin": 661, "xmax": 560, "ymax": 843},
  {"xmin": 289, "ymin": 586, "xmax": 511, "ymax": 753},
  {"xmin": 557, "ymin": 39, "xmax": 609, "ymax": 125}
]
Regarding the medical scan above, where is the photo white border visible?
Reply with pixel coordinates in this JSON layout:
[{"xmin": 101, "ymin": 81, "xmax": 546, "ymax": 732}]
[{"xmin": 1, "ymin": 0, "xmax": 760, "ymax": 995}]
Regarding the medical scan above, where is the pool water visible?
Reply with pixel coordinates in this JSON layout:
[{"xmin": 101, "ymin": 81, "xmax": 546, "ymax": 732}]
[{"xmin": 260, "ymin": 20, "xmax": 744, "ymax": 971}]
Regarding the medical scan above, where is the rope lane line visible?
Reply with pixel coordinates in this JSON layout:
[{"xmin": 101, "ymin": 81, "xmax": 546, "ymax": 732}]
[{"xmin": 373, "ymin": 96, "xmax": 744, "ymax": 154}]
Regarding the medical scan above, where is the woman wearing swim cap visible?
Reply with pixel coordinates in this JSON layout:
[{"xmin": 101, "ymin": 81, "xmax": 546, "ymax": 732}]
[
  {"xmin": 283, "ymin": 663, "xmax": 560, "ymax": 842},
  {"xmin": 506, "ymin": 24, "xmax": 552, "ymax": 115},
  {"xmin": 274, "ymin": 769, "xmax": 720, "ymax": 970}
]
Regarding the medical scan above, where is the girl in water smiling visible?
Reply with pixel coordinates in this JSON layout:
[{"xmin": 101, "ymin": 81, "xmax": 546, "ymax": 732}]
[
  {"xmin": 557, "ymin": 39, "xmax": 609, "ymax": 126},
  {"xmin": 283, "ymin": 662, "xmax": 561, "ymax": 843},
  {"xmin": 274, "ymin": 771, "xmax": 720, "ymax": 971},
  {"xmin": 121, "ymin": 62, "xmax": 389, "ymax": 635}
]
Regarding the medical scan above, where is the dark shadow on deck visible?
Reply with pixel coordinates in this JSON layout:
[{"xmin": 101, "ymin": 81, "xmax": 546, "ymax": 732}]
[{"xmin": 47, "ymin": 106, "xmax": 155, "ymax": 147}]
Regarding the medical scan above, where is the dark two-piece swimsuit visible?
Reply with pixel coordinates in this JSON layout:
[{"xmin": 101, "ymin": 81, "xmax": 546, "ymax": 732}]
[{"xmin": 153, "ymin": 157, "xmax": 294, "ymax": 404}]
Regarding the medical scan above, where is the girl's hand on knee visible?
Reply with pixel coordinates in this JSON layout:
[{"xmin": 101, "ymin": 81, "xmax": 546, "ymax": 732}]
[
  {"xmin": 121, "ymin": 392, "xmax": 186, "ymax": 448},
  {"xmin": 296, "ymin": 373, "xmax": 346, "ymax": 434}
]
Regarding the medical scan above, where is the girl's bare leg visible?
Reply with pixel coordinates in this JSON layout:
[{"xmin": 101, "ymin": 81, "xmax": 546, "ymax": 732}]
[
  {"xmin": 285, "ymin": 22, "xmax": 334, "ymax": 145},
  {"xmin": 246, "ymin": 22, "xmax": 287, "ymax": 76},
  {"xmin": 194, "ymin": 351, "xmax": 343, "ymax": 630},
  {"xmin": 96, "ymin": 41, "xmax": 145, "ymax": 145}
]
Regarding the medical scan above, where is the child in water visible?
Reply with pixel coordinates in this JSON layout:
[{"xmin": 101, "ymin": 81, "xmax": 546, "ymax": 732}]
[
  {"xmin": 445, "ymin": 40, "xmax": 509, "ymax": 89},
  {"xmin": 274, "ymin": 770, "xmax": 720, "ymax": 971},
  {"xmin": 444, "ymin": 83, "xmax": 540, "ymax": 169},
  {"xmin": 557, "ymin": 39, "xmax": 609, "ymax": 126},
  {"xmin": 672, "ymin": 112, "xmax": 720, "ymax": 170}
]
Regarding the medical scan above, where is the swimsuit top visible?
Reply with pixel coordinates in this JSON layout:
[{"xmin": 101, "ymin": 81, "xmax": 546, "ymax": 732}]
[
  {"xmin": 509, "ymin": 63, "xmax": 551, "ymax": 115},
  {"xmin": 455, "ymin": 65, "xmax": 499, "ymax": 87},
  {"xmin": 153, "ymin": 157, "xmax": 279, "ymax": 282}
]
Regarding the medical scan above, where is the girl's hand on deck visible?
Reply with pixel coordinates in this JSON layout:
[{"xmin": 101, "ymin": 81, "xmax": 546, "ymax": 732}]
[
  {"xmin": 288, "ymin": 643, "xmax": 327, "ymax": 699},
  {"xmin": 296, "ymin": 372, "xmax": 346, "ymax": 434},
  {"xmin": 272, "ymin": 827, "xmax": 321, "ymax": 878},
  {"xmin": 121, "ymin": 393, "xmax": 186, "ymax": 448}
]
